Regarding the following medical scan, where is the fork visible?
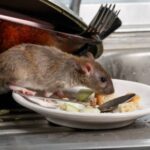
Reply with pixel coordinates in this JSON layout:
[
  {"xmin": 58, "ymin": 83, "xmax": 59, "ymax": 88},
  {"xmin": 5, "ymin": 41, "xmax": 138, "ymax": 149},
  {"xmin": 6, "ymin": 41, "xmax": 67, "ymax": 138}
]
[{"xmin": 81, "ymin": 4, "xmax": 121, "ymax": 40}]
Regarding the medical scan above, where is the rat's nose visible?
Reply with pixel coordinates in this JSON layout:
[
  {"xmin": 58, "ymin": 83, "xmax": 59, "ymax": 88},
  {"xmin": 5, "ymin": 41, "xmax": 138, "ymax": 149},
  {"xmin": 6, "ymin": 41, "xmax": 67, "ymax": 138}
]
[
  {"xmin": 104, "ymin": 80, "xmax": 114, "ymax": 94},
  {"xmin": 104, "ymin": 86, "xmax": 114, "ymax": 94}
]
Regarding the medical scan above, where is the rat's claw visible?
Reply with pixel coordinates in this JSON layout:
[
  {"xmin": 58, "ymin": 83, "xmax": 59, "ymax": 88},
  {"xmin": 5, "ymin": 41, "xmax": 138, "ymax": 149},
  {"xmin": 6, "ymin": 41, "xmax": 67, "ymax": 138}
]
[
  {"xmin": 9, "ymin": 85, "xmax": 36, "ymax": 96},
  {"xmin": 44, "ymin": 91, "xmax": 65, "ymax": 98},
  {"xmin": 44, "ymin": 92, "xmax": 53, "ymax": 97},
  {"xmin": 53, "ymin": 90, "xmax": 65, "ymax": 98},
  {"xmin": 20, "ymin": 89, "xmax": 36, "ymax": 96}
]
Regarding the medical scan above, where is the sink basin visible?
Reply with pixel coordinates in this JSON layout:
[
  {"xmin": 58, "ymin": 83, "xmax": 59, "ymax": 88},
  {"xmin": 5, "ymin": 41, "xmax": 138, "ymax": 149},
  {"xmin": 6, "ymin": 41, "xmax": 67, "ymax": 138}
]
[{"xmin": 98, "ymin": 49, "xmax": 150, "ymax": 85}]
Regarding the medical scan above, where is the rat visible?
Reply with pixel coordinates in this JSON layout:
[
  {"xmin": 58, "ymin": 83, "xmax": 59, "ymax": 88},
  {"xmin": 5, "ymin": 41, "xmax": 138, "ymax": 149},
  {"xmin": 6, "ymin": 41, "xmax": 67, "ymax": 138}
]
[{"xmin": 0, "ymin": 43, "xmax": 114, "ymax": 97}]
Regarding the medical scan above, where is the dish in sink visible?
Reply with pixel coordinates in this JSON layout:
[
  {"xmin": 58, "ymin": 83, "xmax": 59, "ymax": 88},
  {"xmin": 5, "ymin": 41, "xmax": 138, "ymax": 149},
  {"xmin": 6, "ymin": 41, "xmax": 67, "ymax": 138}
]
[{"xmin": 12, "ymin": 79, "xmax": 150, "ymax": 129}]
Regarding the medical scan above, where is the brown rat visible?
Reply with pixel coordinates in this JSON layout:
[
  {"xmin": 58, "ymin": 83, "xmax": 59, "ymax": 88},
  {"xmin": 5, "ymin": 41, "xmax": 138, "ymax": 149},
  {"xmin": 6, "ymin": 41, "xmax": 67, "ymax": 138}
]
[{"xmin": 0, "ymin": 43, "xmax": 114, "ymax": 96}]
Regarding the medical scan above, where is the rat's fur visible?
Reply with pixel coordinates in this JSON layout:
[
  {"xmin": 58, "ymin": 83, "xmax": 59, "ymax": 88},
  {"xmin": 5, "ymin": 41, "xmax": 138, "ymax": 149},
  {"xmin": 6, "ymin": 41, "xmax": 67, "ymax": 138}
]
[{"xmin": 0, "ymin": 44, "xmax": 114, "ymax": 94}]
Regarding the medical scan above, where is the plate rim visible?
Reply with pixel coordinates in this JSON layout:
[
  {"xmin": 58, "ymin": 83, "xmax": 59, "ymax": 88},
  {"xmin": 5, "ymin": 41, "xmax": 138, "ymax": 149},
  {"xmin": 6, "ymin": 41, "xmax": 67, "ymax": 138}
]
[{"xmin": 12, "ymin": 79, "xmax": 150, "ymax": 119}]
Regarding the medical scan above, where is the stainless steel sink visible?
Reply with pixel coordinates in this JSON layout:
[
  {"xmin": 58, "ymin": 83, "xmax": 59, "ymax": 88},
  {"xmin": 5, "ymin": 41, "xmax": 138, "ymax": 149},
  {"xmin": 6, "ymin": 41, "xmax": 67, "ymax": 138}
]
[
  {"xmin": 1, "ymin": 49, "xmax": 150, "ymax": 150},
  {"xmin": 98, "ymin": 48, "xmax": 150, "ymax": 85}
]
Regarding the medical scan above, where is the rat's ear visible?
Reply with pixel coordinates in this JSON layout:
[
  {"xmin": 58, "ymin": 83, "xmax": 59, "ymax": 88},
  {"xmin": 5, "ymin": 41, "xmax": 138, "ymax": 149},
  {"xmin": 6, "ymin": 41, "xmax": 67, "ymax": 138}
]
[
  {"xmin": 81, "ymin": 62, "xmax": 94, "ymax": 76},
  {"xmin": 68, "ymin": 59, "xmax": 93, "ymax": 76}
]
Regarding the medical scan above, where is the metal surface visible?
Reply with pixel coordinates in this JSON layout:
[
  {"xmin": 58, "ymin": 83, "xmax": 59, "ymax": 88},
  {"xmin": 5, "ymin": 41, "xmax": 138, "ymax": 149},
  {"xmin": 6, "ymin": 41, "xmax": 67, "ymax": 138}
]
[
  {"xmin": 100, "ymin": 49, "xmax": 150, "ymax": 85},
  {"xmin": 41, "ymin": 0, "xmax": 86, "ymax": 30},
  {"xmin": 81, "ymin": 4, "xmax": 121, "ymax": 40},
  {"xmin": 1, "ymin": 111, "xmax": 150, "ymax": 150},
  {"xmin": 80, "ymin": 2, "xmax": 150, "ymax": 32},
  {"xmin": 69, "ymin": 0, "xmax": 81, "ymax": 15}
]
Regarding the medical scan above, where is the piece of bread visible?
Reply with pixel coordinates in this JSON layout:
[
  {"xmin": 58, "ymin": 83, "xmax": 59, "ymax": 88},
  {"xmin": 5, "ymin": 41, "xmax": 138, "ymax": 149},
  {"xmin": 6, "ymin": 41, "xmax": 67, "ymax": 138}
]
[
  {"xmin": 118, "ymin": 102, "xmax": 137, "ymax": 112},
  {"xmin": 129, "ymin": 95, "xmax": 140, "ymax": 106},
  {"xmin": 117, "ymin": 95, "xmax": 141, "ymax": 112},
  {"xmin": 95, "ymin": 93, "xmax": 115, "ymax": 106}
]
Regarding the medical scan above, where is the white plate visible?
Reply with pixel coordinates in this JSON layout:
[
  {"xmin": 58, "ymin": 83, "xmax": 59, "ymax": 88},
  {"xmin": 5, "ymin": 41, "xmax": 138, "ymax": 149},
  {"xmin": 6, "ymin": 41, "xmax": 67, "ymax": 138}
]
[{"xmin": 12, "ymin": 79, "xmax": 150, "ymax": 129}]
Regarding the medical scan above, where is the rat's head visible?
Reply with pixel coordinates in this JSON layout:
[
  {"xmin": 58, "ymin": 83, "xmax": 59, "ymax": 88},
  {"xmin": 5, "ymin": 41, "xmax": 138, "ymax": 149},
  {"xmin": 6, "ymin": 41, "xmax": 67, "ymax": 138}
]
[{"xmin": 73, "ymin": 53, "xmax": 114, "ymax": 95}]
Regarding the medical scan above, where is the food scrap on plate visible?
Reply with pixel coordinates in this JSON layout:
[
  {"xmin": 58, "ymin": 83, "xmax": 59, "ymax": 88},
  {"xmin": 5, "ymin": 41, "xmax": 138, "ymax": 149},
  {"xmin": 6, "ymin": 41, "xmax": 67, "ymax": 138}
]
[{"xmin": 19, "ymin": 89, "xmax": 141, "ymax": 114}]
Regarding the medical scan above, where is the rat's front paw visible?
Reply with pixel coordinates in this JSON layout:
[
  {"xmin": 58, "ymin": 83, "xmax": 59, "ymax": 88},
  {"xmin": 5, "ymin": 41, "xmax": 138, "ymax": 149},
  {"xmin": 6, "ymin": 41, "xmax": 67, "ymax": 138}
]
[
  {"xmin": 9, "ymin": 85, "xmax": 36, "ymax": 96},
  {"xmin": 53, "ymin": 90, "xmax": 65, "ymax": 98},
  {"xmin": 44, "ymin": 91, "xmax": 53, "ymax": 98},
  {"xmin": 44, "ymin": 90, "xmax": 65, "ymax": 98}
]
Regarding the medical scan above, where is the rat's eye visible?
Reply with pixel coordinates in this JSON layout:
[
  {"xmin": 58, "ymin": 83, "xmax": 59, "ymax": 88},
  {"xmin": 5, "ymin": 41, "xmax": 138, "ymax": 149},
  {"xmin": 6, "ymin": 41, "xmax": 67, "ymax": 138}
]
[{"xmin": 100, "ymin": 76, "xmax": 107, "ymax": 83}]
